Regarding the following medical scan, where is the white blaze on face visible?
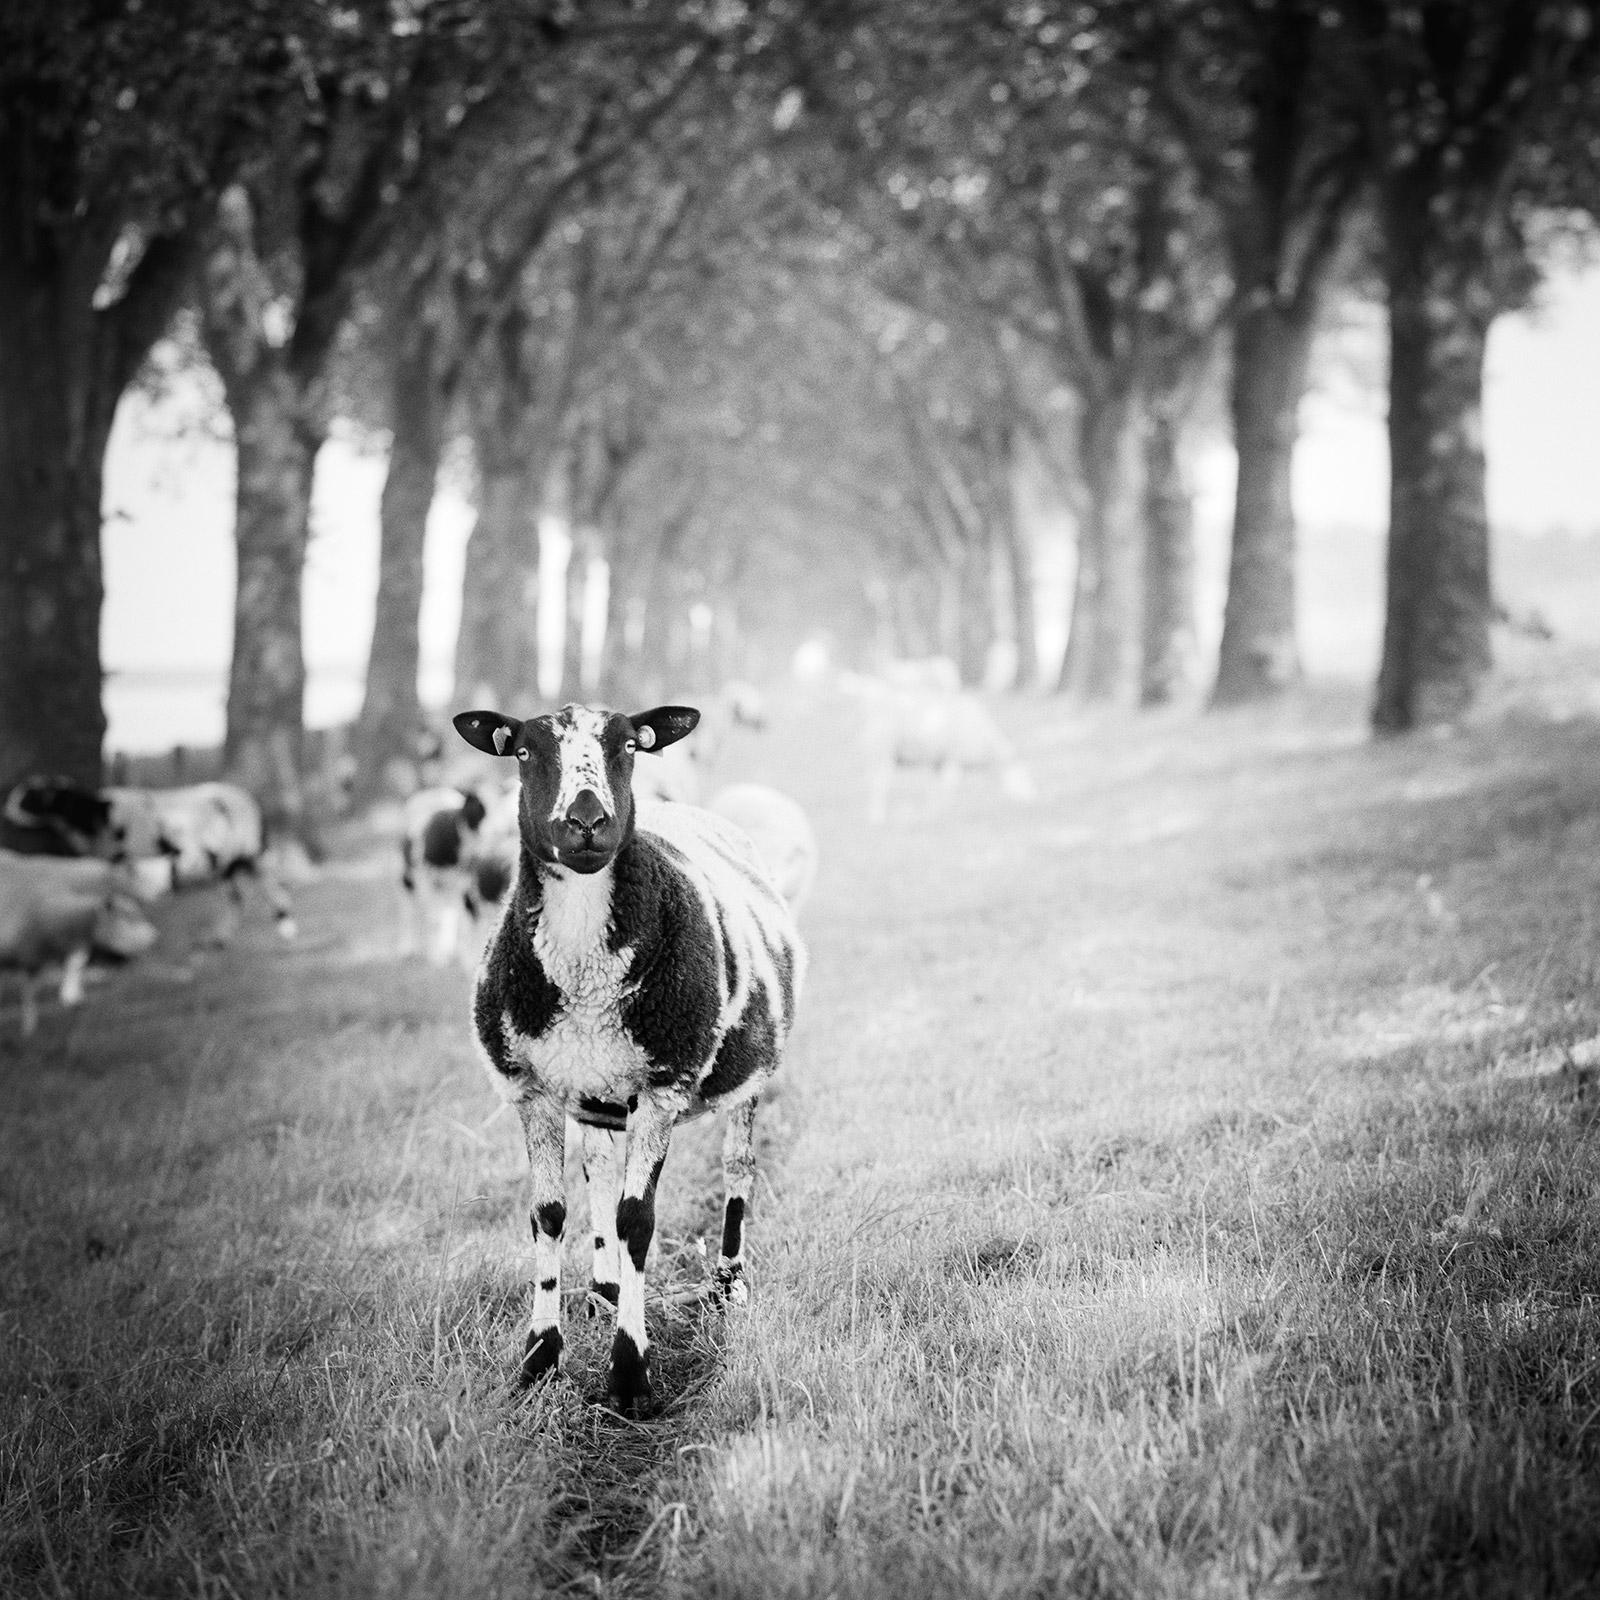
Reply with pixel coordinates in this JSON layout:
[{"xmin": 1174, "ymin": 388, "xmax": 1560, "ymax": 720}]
[{"xmin": 549, "ymin": 706, "xmax": 617, "ymax": 822}]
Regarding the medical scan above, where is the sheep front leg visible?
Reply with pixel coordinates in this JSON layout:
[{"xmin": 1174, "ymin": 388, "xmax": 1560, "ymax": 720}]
[
  {"xmin": 58, "ymin": 946, "xmax": 89, "ymax": 1007},
  {"xmin": 610, "ymin": 1092, "xmax": 679, "ymax": 1416},
  {"xmin": 715, "ymin": 1097, "xmax": 758, "ymax": 1304},
  {"xmin": 582, "ymin": 1123, "xmax": 624, "ymax": 1313},
  {"xmin": 516, "ymin": 1092, "xmax": 569, "ymax": 1387}
]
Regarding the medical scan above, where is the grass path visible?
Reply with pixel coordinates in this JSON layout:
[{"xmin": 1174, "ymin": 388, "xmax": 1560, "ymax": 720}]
[{"xmin": 5, "ymin": 688, "xmax": 1600, "ymax": 1596}]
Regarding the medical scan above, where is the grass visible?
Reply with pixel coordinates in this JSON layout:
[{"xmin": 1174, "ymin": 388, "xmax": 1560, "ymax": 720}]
[{"xmin": 5, "ymin": 676, "xmax": 1600, "ymax": 1597}]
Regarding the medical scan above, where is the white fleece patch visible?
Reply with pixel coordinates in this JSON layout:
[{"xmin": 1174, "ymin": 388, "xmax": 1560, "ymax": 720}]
[
  {"xmin": 639, "ymin": 803, "xmax": 806, "ymax": 1049},
  {"xmin": 549, "ymin": 706, "xmax": 616, "ymax": 821},
  {"xmin": 499, "ymin": 863, "xmax": 652, "ymax": 1104}
]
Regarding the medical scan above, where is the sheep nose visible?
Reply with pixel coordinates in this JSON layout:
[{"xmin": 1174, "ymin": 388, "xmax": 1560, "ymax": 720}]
[{"xmin": 565, "ymin": 790, "xmax": 608, "ymax": 836}]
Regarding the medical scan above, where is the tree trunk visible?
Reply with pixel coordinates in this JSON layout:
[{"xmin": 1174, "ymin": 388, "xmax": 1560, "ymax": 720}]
[
  {"xmin": 955, "ymin": 538, "xmax": 991, "ymax": 687},
  {"xmin": 221, "ymin": 363, "xmax": 319, "ymax": 836},
  {"xmin": 0, "ymin": 275, "xmax": 113, "ymax": 793},
  {"xmin": 1059, "ymin": 384, "xmax": 1145, "ymax": 704},
  {"xmin": 1372, "ymin": 204, "xmax": 1495, "ymax": 733},
  {"xmin": 1212, "ymin": 297, "xmax": 1318, "ymax": 705},
  {"xmin": 1000, "ymin": 455, "xmax": 1040, "ymax": 690},
  {"xmin": 561, "ymin": 526, "xmax": 594, "ymax": 701},
  {"xmin": 454, "ymin": 460, "xmax": 540, "ymax": 708},
  {"xmin": 352, "ymin": 319, "xmax": 444, "ymax": 802},
  {"xmin": 1141, "ymin": 399, "xmax": 1197, "ymax": 707}
]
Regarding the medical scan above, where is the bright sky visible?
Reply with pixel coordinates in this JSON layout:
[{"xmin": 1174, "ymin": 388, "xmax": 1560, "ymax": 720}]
[{"xmin": 101, "ymin": 266, "xmax": 1600, "ymax": 752}]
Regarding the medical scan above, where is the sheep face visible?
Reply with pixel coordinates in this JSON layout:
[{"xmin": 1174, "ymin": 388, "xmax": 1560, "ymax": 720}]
[{"xmin": 453, "ymin": 703, "xmax": 699, "ymax": 875}]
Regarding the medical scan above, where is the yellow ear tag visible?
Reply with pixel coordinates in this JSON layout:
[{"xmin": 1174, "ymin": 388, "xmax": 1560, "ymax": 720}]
[
  {"xmin": 491, "ymin": 725, "xmax": 511, "ymax": 755},
  {"xmin": 637, "ymin": 726, "xmax": 656, "ymax": 749}
]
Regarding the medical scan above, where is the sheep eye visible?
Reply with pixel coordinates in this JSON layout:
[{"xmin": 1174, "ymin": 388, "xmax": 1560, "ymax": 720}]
[
  {"xmin": 624, "ymin": 739, "xmax": 637, "ymax": 753},
  {"xmin": 515, "ymin": 748, "xmax": 529, "ymax": 761}
]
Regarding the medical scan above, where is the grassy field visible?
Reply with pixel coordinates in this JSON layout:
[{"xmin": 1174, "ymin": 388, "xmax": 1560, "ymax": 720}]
[{"xmin": 5, "ymin": 671, "xmax": 1600, "ymax": 1599}]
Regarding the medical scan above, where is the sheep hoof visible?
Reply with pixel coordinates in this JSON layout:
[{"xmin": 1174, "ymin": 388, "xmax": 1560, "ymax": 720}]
[
  {"xmin": 518, "ymin": 1326, "xmax": 562, "ymax": 1387},
  {"xmin": 712, "ymin": 1263, "xmax": 748, "ymax": 1307},
  {"xmin": 606, "ymin": 1330, "xmax": 654, "ymax": 1417}
]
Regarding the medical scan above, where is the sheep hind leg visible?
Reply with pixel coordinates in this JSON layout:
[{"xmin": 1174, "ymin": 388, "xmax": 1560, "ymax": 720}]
[{"xmin": 715, "ymin": 1097, "xmax": 758, "ymax": 1305}]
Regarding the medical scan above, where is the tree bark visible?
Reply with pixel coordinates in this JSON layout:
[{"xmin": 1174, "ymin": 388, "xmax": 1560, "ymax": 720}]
[
  {"xmin": 0, "ymin": 183, "xmax": 190, "ymax": 793},
  {"xmin": 1058, "ymin": 384, "xmax": 1145, "ymax": 704},
  {"xmin": 0, "ymin": 273, "xmax": 112, "ymax": 792},
  {"xmin": 1211, "ymin": 296, "xmax": 1318, "ymax": 704},
  {"xmin": 353, "ymin": 316, "xmax": 445, "ymax": 801},
  {"xmin": 1000, "ymin": 452, "xmax": 1040, "ymax": 690},
  {"xmin": 1372, "ymin": 200, "xmax": 1495, "ymax": 733},
  {"xmin": 1141, "ymin": 398, "xmax": 1197, "ymax": 707},
  {"xmin": 954, "ymin": 538, "xmax": 991, "ymax": 688},
  {"xmin": 220, "ymin": 362, "xmax": 320, "ymax": 836},
  {"xmin": 454, "ymin": 460, "xmax": 540, "ymax": 708},
  {"xmin": 562, "ymin": 525, "xmax": 595, "ymax": 702}
]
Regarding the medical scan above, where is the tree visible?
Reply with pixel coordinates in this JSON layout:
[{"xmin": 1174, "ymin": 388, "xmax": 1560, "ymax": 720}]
[
  {"xmin": 1129, "ymin": 0, "xmax": 1370, "ymax": 705},
  {"xmin": 1339, "ymin": 1, "xmax": 1600, "ymax": 730},
  {"xmin": 198, "ymin": 4, "xmax": 629, "ymax": 831},
  {"xmin": 0, "ymin": 1, "xmax": 305, "ymax": 793},
  {"xmin": 790, "ymin": 2, "xmax": 1229, "ymax": 704}
]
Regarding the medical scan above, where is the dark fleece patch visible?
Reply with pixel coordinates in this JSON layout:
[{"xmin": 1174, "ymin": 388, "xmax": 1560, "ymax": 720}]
[
  {"xmin": 699, "ymin": 980, "xmax": 777, "ymax": 1104},
  {"xmin": 474, "ymin": 854, "xmax": 512, "ymax": 904},
  {"xmin": 421, "ymin": 808, "xmax": 464, "ymax": 869},
  {"xmin": 608, "ymin": 832, "xmax": 724, "ymax": 1084},
  {"xmin": 473, "ymin": 857, "xmax": 563, "ymax": 1078},
  {"xmin": 576, "ymin": 1096, "xmax": 633, "ymax": 1130}
]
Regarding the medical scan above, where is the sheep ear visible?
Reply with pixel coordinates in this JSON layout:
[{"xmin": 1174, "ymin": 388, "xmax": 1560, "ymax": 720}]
[
  {"xmin": 454, "ymin": 710, "xmax": 522, "ymax": 757},
  {"xmin": 630, "ymin": 705, "xmax": 699, "ymax": 752}
]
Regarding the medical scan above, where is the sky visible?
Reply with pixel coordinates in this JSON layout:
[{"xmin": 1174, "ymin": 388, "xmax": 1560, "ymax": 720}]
[{"xmin": 101, "ymin": 265, "xmax": 1600, "ymax": 754}]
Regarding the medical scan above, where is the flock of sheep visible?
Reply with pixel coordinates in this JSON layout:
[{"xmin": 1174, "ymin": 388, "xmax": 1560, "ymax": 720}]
[
  {"xmin": 0, "ymin": 661, "xmax": 1034, "ymax": 1408},
  {"xmin": 0, "ymin": 659, "xmax": 1034, "ymax": 1043}
]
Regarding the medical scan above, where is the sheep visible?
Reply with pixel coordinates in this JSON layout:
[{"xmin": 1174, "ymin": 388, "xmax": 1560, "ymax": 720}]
[
  {"xmin": 880, "ymin": 655, "xmax": 962, "ymax": 694},
  {"xmin": 397, "ymin": 785, "xmax": 488, "ymax": 965},
  {"xmin": 0, "ymin": 851, "xmax": 158, "ymax": 1036},
  {"xmin": 852, "ymin": 681, "xmax": 1037, "ymax": 823},
  {"xmin": 627, "ymin": 734, "xmax": 703, "ymax": 805},
  {"xmin": 706, "ymin": 783, "xmax": 819, "ymax": 914},
  {"xmin": 105, "ymin": 781, "xmax": 297, "ymax": 941},
  {"xmin": 1, "ymin": 775, "xmax": 115, "ymax": 857},
  {"xmin": 453, "ymin": 700, "xmax": 806, "ymax": 1415}
]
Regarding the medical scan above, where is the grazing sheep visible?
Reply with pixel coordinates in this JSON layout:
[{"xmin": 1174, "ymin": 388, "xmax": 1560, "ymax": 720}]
[
  {"xmin": 707, "ymin": 783, "xmax": 819, "ymax": 914},
  {"xmin": 453, "ymin": 701, "xmax": 806, "ymax": 1414},
  {"xmin": 398, "ymin": 785, "xmax": 487, "ymax": 965},
  {"xmin": 880, "ymin": 655, "xmax": 962, "ymax": 694},
  {"xmin": 628, "ymin": 736, "xmax": 702, "ymax": 805},
  {"xmin": 1, "ymin": 775, "xmax": 115, "ymax": 857},
  {"xmin": 852, "ymin": 681, "xmax": 1037, "ymax": 823},
  {"xmin": 459, "ymin": 781, "xmax": 522, "ymax": 939},
  {"xmin": 106, "ymin": 782, "xmax": 297, "ymax": 940},
  {"xmin": 0, "ymin": 852, "xmax": 157, "ymax": 1036}
]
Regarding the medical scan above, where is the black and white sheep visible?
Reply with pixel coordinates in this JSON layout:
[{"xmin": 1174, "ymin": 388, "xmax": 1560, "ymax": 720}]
[
  {"xmin": 453, "ymin": 701, "xmax": 806, "ymax": 1415},
  {"xmin": 0, "ymin": 851, "xmax": 158, "ymax": 1036},
  {"xmin": 105, "ymin": 781, "xmax": 297, "ymax": 939},
  {"xmin": 398, "ymin": 785, "xmax": 488, "ymax": 965},
  {"xmin": 1, "ymin": 775, "xmax": 116, "ymax": 857}
]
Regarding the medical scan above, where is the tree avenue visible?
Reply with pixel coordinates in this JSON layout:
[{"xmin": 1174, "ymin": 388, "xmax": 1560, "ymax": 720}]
[{"xmin": 4, "ymin": 0, "xmax": 1600, "ymax": 812}]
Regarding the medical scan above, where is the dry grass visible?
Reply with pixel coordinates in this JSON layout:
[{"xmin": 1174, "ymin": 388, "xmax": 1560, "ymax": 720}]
[{"xmin": 5, "ymin": 679, "xmax": 1600, "ymax": 1597}]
